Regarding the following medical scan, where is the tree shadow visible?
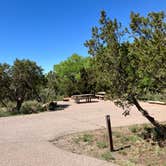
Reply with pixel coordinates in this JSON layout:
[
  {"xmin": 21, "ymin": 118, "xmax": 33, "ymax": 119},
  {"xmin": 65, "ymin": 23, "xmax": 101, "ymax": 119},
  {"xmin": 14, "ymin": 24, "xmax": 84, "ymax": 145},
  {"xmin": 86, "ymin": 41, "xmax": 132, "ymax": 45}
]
[{"xmin": 49, "ymin": 104, "xmax": 70, "ymax": 111}]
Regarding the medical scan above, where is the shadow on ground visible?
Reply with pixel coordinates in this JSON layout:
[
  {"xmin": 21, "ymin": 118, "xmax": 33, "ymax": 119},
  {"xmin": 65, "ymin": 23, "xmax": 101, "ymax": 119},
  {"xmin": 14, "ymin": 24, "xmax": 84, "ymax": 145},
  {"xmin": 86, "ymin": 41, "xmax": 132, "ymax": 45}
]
[
  {"xmin": 113, "ymin": 145, "xmax": 131, "ymax": 152},
  {"xmin": 49, "ymin": 104, "xmax": 70, "ymax": 111}
]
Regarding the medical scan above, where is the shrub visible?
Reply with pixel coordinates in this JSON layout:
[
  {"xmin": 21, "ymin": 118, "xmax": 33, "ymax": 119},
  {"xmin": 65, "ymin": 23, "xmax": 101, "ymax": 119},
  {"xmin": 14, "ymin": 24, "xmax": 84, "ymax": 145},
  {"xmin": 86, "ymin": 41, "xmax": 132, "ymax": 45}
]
[
  {"xmin": 20, "ymin": 101, "xmax": 46, "ymax": 114},
  {"xmin": 4, "ymin": 102, "xmax": 16, "ymax": 112}
]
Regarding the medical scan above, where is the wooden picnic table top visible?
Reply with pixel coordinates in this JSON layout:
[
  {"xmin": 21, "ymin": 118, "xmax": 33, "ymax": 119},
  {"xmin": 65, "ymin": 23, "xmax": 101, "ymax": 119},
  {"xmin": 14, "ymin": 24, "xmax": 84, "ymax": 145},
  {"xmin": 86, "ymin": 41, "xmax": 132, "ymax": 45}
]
[{"xmin": 72, "ymin": 94, "xmax": 94, "ymax": 98}]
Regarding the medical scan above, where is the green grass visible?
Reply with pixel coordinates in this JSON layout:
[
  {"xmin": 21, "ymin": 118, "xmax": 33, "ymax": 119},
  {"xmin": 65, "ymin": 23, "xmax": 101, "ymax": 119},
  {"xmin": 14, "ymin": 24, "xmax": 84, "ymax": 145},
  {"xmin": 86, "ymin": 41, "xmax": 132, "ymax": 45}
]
[
  {"xmin": 82, "ymin": 134, "xmax": 93, "ymax": 143},
  {"xmin": 97, "ymin": 141, "xmax": 107, "ymax": 149}
]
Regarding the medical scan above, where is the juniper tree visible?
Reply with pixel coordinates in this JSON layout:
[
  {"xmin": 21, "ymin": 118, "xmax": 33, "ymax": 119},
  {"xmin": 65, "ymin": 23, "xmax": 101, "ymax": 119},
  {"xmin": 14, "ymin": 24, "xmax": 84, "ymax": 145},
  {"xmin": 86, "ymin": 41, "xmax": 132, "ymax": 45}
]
[{"xmin": 85, "ymin": 11, "xmax": 166, "ymax": 134}]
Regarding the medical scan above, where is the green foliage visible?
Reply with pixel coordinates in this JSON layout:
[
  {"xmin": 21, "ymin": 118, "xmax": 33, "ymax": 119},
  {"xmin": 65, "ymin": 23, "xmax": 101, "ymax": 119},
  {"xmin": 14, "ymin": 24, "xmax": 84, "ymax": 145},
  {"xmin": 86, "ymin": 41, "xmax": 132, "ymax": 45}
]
[
  {"xmin": 0, "ymin": 59, "xmax": 45, "ymax": 112},
  {"xmin": 20, "ymin": 100, "xmax": 45, "ymax": 114},
  {"xmin": 82, "ymin": 134, "xmax": 93, "ymax": 143},
  {"xmin": 85, "ymin": 10, "xmax": 166, "ymax": 130},
  {"xmin": 140, "ymin": 91, "xmax": 166, "ymax": 102},
  {"xmin": 54, "ymin": 54, "xmax": 91, "ymax": 78},
  {"xmin": 40, "ymin": 71, "xmax": 59, "ymax": 103},
  {"xmin": 85, "ymin": 10, "xmax": 166, "ymax": 101},
  {"xmin": 53, "ymin": 54, "xmax": 95, "ymax": 96}
]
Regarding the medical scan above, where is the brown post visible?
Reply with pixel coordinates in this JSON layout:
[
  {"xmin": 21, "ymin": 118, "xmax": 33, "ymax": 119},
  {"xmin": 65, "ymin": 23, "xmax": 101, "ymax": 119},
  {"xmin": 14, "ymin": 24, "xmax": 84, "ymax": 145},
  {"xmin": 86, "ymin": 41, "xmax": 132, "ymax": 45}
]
[{"xmin": 106, "ymin": 115, "xmax": 114, "ymax": 151}]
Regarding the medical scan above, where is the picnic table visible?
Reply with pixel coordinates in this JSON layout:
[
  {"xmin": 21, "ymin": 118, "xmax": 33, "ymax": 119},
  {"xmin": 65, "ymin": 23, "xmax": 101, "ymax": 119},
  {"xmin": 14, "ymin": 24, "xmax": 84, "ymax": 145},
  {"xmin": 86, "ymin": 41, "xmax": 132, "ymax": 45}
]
[
  {"xmin": 95, "ymin": 92, "xmax": 106, "ymax": 100},
  {"xmin": 72, "ymin": 94, "xmax": 95, "ymax": 103}
]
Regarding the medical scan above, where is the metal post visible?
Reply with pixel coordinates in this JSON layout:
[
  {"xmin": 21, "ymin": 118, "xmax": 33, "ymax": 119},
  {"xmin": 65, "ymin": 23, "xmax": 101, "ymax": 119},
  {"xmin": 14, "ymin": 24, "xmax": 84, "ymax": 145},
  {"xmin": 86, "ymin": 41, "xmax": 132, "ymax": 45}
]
[{"xmin": 106, "ymin": 115, "xmax": 114, "ymax": 151}]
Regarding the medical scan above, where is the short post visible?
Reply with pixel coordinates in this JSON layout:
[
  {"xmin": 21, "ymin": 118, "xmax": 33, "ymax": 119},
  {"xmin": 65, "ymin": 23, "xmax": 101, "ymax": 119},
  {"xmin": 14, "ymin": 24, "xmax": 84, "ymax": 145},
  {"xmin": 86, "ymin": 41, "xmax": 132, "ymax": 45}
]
[{"xmin": 106, "ymin": 115, "xmax": 114, "ymax": 151}]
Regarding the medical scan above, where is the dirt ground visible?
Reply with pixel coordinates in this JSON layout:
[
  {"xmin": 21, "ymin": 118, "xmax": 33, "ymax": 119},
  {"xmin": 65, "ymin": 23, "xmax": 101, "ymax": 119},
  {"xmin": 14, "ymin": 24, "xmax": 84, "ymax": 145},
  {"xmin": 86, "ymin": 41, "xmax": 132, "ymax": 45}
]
[{"xmin": 0, "ymin": 99, "xmax": 165, "ymax": 166}]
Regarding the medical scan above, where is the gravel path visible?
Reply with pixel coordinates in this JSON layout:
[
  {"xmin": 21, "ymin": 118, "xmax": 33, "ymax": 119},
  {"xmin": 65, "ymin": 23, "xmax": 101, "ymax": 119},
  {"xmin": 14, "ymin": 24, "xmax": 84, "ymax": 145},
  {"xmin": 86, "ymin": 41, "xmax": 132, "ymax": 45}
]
[{"xmin": 0, "ymin": 100, "xmax": 165, "ymax": 166}]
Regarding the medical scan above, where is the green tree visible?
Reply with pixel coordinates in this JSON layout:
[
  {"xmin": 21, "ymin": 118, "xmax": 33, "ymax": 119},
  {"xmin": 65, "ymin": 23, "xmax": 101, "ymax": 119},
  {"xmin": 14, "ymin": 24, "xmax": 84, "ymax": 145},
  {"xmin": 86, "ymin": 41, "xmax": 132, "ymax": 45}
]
[
  {"xmin": 78, "ymin": 67, "xmax": 96, "ymax": 94},
  {"xmin": 85, "ymin": 11, "xmax": 166, "ymax": 134},
  {"xmin": 0, "ymin": 59, "xmax": 45, "ymax": 111},
  {"xmin": 54, "ymin": 54, "xmax": 91, "ymax": 96},
  {"xmin": 40, "ymin": 71, "xmax": 59, "ymax": 102},
  {"xmin": 0, "ymin": 63, "xmax": 12, "ymax": 107}
]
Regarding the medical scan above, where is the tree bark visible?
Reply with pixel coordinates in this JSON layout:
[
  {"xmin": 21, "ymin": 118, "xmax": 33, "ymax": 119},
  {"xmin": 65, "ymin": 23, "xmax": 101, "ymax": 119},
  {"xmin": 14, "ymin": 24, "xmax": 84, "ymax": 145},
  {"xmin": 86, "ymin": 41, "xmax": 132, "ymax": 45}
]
[
  {"xmin": 15, "ymin": 98, "xmax": 23, "ymax": 112},
  {"xmin": 132, "ymin": 96, "xmax": 166, "ymax": 135}
]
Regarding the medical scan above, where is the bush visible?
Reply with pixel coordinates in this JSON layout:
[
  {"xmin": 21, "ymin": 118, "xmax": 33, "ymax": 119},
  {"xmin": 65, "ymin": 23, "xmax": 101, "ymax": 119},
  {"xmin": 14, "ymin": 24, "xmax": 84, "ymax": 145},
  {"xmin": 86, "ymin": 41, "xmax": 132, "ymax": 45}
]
[
  {"xmin": 139, "ymin": 91, "xmax": 166, "ymax": 102},
  {"xmin": 20, "ymin": 101, "xmax": 46, "ymax": 114},
  {"xmin": 0, "ymin": 106, "xmax": 18, "ymax": 117}
]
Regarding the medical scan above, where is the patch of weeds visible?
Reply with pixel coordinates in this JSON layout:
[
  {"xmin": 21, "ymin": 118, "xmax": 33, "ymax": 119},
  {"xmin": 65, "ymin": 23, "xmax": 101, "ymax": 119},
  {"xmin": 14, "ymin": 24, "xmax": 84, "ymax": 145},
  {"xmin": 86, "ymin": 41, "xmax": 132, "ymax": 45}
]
[
  {"xmin": 128, "ymin": 135, "xmax": 140, "ymax": 143},
  {"xmin": 101, "ymin": 151, "xmax": 115, "ymax": 161},
  {"xmin": 129, "ymin": 125, "xmax": 141, "ymax": 133},
  {"xmin": 96, "ymin": 141, "xmax": 107, "ymax": 149},
  {"xmin": 82, "ymin": 134, "xmax": 93, "ymax": 143},
  {"xmin": 120, "ymin": 136, "xmax": 129, "ymax": 144}
]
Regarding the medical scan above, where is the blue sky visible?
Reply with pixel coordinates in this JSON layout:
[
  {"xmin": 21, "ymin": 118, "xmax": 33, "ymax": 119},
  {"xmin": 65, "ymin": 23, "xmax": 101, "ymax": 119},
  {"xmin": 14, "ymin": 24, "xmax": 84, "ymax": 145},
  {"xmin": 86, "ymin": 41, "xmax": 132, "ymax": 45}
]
[{"xmin": 0, "ymin": 0, "xmax": 165, "ymax": 73}]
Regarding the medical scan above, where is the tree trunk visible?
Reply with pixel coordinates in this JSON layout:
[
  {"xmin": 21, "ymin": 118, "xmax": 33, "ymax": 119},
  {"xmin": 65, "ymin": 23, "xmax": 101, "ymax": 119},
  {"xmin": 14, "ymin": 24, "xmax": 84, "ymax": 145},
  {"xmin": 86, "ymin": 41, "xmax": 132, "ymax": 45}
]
[
  {"xmin": 132, "ymin": 96, "xmax": 166, "ymax": 135},
  {"xmin": 15, "ymin": 98, "xmax": 23, "ymax": 112}
]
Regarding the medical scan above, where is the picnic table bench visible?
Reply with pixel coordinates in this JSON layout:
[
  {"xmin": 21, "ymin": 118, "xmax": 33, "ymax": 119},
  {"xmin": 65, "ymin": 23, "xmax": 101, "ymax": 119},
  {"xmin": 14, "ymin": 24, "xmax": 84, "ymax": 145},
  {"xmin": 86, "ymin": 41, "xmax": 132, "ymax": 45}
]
[{"xmin": 95, "ymin": 92, "xmax": 106, "ymax": 100}]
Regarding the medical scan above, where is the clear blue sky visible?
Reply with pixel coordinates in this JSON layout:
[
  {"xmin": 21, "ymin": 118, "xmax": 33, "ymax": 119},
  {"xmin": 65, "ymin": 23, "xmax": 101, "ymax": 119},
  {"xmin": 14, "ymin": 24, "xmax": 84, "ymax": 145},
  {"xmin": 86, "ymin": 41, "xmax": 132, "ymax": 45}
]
[{"xmin": 0, "ymin": 0, "xmax": 165, "ymax": 73}]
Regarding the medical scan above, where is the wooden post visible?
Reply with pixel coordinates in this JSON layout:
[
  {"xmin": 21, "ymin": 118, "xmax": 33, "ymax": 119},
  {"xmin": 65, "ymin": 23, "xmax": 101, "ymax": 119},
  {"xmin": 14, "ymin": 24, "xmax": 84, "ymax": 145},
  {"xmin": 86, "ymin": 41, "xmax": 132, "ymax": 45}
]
[{"xmin": 106, "ymin": 115, "xmax": 114, "ymax": 151}]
